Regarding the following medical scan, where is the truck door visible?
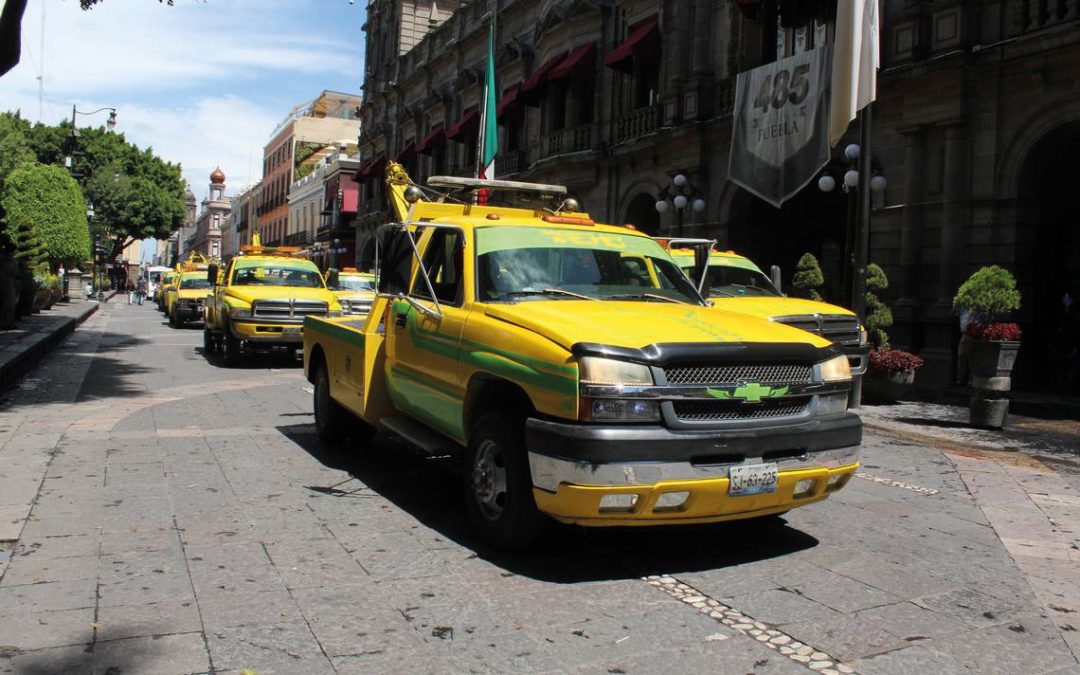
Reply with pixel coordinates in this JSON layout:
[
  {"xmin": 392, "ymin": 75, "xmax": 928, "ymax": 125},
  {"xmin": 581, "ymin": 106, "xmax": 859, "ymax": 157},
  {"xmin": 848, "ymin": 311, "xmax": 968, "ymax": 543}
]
[{"xmin": 386, "ymin": 228, "xmax": 470, "ymax": 442}]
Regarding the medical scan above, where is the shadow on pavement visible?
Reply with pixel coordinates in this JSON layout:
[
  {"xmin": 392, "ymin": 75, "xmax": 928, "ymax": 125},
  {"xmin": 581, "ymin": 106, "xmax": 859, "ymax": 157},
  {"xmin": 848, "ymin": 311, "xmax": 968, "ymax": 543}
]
[
  {"xmin": 894, "ymin": 416, "xmax": 973, "ymax": 430},
  {"xmin": 2, "ymin": 635, "xmax": 157, "ymax": 675},
  {"xmin": 279, "ymin": 423, "xmax": 819, "ymax": 584}
]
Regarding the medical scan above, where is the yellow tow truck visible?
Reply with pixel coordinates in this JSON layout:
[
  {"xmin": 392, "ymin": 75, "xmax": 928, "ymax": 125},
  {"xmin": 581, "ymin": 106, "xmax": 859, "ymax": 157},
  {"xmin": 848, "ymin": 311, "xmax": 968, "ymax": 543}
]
[
  {"xmin": 327, "ymin": 267, "xmax": 376, "ymax": 316},
  {"xmin": 204, "ymin": 235, "xmax": 342, "ymax": 366},
  {"xmin": 155, "ymin": 270, "xmax": 178, "ymax": 312},
  {"xmin": 302, "ymin": 164, "xmax": 861, "ymax": 550},
  {"xmin": 666, "ymin": 246, "xmax": 869, "ymax": 376}
]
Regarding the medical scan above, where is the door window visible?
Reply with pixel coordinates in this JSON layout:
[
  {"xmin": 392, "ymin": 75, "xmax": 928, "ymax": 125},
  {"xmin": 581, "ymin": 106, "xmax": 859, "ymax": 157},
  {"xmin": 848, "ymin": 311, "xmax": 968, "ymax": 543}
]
[{"xmin": 411, "ymin": 229, "xmax": 464, "ymax": 305}]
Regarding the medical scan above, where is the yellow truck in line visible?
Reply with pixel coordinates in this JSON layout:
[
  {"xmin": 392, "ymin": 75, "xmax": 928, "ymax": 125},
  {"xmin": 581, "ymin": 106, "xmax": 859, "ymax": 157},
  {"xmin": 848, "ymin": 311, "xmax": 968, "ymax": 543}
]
[
  {"xmin": 327, "ymin": 268, "xmax": 377, "ymax": 317},
  {"xmin": 302, "ymin": 165, "xmax": 861, "ymax": 549},
  {"xmin": 203, "ymin": 236, "xmax": 343, "ymax": 367},
  {"xmin": 666, "ymin": 246, "xmax": 869, "ymax": 376}
]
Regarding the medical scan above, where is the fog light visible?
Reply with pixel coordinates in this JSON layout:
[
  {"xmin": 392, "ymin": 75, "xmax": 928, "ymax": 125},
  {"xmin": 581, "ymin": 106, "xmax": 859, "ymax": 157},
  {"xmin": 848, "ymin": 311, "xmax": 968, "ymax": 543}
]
[
  {"xmin": 826, "ymin": 473, "xmax": 847, "ymax": 491},
  {"xmin": 590, "ymin": 399, "xmax": 660, "ymax": 422},
  {"xmin": 653, "ymin": 491, "xmax": 690, "ymax": 512},
  {"xmin": 794, "ymin": 479, "xmax": 816, "ymax": 497},
  {"xmin": 599, "ymin": 493, "xmax": 639, "ymax": 513}
]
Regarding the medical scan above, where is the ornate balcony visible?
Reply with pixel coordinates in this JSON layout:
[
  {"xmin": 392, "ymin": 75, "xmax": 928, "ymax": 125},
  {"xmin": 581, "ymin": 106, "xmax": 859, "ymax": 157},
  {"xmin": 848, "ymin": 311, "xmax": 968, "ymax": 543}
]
[
  {"xmin": 542, "ymin": 123, "xmax": 594, "ymax": 159},
  {"xmin": 614, "ymin": 105, "xmax": 661, "ymax": 144},
  {"xmin": 1008, "ymin": 0, "xmax": 1079, "ymax": 35},
  {"xmin": 495, "ymin": 150, "xmax": 525, "ymax": 176}
]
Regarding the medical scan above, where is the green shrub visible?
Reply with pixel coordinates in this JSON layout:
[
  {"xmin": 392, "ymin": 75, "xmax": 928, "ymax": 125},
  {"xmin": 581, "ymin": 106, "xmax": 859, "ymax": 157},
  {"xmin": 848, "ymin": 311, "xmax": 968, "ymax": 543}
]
[
  {"xmin": 792, "ymin": 252, "xmax": 824, "ymax": 301},
  {"xmin": 864, "ymin": 263, "xmax": 893, "ymax": 349},
  {"xmin": 952, "ymin": 265, "xmax": 1021, "ymax": 322},
  {"xmin": 2, "ymin": 162, "xmax": 90, "ymax": 266}
]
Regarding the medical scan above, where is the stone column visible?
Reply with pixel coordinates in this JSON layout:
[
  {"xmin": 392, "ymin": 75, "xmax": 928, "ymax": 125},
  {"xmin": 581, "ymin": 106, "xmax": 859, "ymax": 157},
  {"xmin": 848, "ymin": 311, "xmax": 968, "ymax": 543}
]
[
  {"xmin": 897, "ymin": 126, "xmax": 924, "ymax": 305},
  {"xmin": 937, "ymin": 124, "xmax": 967, "ymax": 304}
]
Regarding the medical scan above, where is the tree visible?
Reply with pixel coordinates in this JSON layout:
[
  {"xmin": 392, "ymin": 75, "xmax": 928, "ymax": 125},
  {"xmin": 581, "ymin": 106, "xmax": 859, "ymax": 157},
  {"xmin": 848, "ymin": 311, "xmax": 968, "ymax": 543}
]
[
  {"xmin": 24, "ymin": 120, "xmax": 186, "ymax": 259},
  {"xmin": 864, "ymin": 263, "xmax": 893, "ymax": 349},
  {"xmin": 1, "ymin": 0, "xmax": 174, "ymax": 79},
  {"xmin": 0, "ymin": 112, "xmax": 34, "ymax": 190},
  {"xmin": 2, "ymin": 162, "xmax": 90, "ymax": 266},
  {"xmin": 792, "ymin": 252, "xmax": 824, "ymax": 301}
]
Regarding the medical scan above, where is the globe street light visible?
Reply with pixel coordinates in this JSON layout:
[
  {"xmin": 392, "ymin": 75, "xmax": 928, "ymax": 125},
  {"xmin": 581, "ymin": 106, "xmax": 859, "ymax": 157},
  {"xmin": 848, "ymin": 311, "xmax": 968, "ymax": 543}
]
[
  {"xmin": 65, "ymin": 105, "xmax": 118, "ymax": 178},
  {"xmin": 655, "ymin": 173, "xmax": 705, "ymax": 237}
]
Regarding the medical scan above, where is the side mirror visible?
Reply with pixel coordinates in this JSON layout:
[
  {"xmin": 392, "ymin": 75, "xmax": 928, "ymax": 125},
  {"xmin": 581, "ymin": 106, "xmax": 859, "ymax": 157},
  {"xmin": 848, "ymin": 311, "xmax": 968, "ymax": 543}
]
[
  {"xmin": 692, "ymin": 244, "xmax": 710, "ymax": 295},
  {"xmin": 327, "ymin": 270, "xmax": 339, "ymax": 289},
  {"xmin": 770, "ymin": 264, "xmax": 783, "ymax": 293},
  {"xmin": 207, "ymin": 264, "xmax": 218, "ymax": 286}
]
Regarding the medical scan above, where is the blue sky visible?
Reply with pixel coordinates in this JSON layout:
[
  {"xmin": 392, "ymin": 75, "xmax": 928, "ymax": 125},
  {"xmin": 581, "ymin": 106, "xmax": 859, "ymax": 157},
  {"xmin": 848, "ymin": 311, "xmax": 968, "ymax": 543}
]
[{"xmin": 0, "ymin": 0, "xmax": 366, "ymax": 200}]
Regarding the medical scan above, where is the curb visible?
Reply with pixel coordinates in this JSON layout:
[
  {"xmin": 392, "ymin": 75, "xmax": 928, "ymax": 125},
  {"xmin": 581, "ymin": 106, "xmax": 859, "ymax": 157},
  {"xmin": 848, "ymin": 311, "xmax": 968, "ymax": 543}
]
[{"xmin": 0, "ymin": 302, "xmax": 99, "ymax": 393}]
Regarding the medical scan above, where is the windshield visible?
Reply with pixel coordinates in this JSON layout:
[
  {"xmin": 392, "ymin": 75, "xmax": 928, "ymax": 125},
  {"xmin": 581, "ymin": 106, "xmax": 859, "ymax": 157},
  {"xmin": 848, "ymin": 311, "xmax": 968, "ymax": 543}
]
[
  {"xmin": 685, "ymin": 264, "xmax": 782, "ymax": 298},
  {"xmin": 477, "ymin": 227, "xmax": 703, "ymax": 304},
  {"xmin": 179, "ymin": 276, "xmax": 211, "ymax": 290},
  {"xmin": 232, "ymin": 264, "xmax": 323, "ymax": 288},
  {"xmin": 335, "ymin": 276, "xmax": 375, "ymax": 292}
]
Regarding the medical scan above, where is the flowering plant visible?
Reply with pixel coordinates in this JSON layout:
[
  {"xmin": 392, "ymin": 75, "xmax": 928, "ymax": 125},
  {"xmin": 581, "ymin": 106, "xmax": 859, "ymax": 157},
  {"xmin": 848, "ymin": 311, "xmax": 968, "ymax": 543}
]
[
  {"xmin": 868, "ymin": 348, "xmax": 924, "ymax": 375},
  {"xmin": 966, "ymin": 322, "xmax": 1021, "ymax": 342}
]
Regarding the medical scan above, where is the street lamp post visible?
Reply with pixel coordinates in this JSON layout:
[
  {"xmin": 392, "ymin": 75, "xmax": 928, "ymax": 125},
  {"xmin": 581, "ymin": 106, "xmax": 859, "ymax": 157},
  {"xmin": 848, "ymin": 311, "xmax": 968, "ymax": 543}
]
[
  {"xmin": 654, "ymin": 173, "xmax": 706, "ymax": 237},
  {"xmin": 64, "ymin": 105, "xmax": 117, "ymax": 175}
]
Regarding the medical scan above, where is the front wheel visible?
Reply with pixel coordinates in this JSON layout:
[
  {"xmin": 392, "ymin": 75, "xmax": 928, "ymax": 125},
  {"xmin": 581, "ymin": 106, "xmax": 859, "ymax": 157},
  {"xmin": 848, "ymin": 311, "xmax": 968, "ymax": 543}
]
[
  {"xmin": 221, "ymin": 322, "xmax": 242, "ymax": 367},
  {"xmin": 203, "ymin": 326, "xmax": 216, "ymax": 354},
  {"xmin": 465, "ymin": 411, "xmax": 546, "ymax": 551}
]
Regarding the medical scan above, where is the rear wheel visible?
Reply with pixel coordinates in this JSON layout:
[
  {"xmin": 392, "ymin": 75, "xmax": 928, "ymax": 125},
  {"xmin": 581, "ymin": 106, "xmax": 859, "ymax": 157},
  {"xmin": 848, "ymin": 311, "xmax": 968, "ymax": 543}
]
[
  {"xmin": 465, "ymin": 411, "xmax": 546, "ymax": 551},
  {"xmin": 221, "ymin": 322, "xmax": 242, "ymax": 367},
  {"xmin": 313, "ymin": 363, "xmax": 346, "ymax": 444}
]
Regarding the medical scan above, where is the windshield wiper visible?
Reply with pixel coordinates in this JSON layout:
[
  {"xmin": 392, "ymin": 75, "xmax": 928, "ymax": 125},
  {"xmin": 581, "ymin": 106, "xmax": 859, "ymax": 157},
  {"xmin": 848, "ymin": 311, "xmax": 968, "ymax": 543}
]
[
  {"xmin": 605, "ymin": 293, "xmax": 690, "ymax": 305},
  {"xmin": 499, "ymin": 288, "xmax": 598, "ymax": 301}
]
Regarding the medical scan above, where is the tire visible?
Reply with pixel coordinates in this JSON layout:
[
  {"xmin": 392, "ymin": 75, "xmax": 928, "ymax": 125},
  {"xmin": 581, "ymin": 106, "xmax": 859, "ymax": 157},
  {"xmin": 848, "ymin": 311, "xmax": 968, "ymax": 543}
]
[
  {"xmin": 221, "ymin": 322, "xmax": 242, "ymax": 367},
  {"xmin": 169, "ymin": 308, "xmax": 178, "ymax": 326},
  {"xmin": 203, "ymin": 326, "xmax": 216, "ymax": 354},
  {"xmin": 465, "ymin": 411, "xmax": 546, "ymax": 551},
  {"xmin": 313, "ymin": 362, "xmax": 346, "ymax": 445}
]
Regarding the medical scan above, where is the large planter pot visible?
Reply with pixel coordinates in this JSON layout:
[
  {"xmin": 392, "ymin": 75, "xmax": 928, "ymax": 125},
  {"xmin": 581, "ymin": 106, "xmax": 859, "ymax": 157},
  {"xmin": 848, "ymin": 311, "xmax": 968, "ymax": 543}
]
[
  {"xmin": 968, "ymin": 339, "xmax": 1020, "ymax": 379},
  {"xmin": 32, "ymin": 287, "xmax": 50, "ymax": 313},
  {"xmin": 863, "ymin": 370, "xmax": 915, "ymax": 403},
  {"xmin": 50, "ymin": 288, "xmax": 63, "ymax": 305}
]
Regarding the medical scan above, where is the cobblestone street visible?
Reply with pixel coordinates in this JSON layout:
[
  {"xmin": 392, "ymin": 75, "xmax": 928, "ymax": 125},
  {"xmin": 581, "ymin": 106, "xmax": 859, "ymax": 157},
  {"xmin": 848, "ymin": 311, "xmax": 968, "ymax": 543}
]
[{"xmin": 0, "ymin": 301, "xmax": 1078, "ymax": 674}]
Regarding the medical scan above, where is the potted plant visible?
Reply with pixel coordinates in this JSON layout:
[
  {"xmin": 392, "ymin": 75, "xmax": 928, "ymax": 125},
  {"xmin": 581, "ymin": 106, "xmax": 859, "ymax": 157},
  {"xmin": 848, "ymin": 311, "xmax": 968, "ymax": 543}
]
[
  {"xmin": 862, "ymin": 264, "xmax": 924, "ymax": 402},
  {"xmin": 953, "ymin": 266, "xmax": 1022, "ymax": 375}
]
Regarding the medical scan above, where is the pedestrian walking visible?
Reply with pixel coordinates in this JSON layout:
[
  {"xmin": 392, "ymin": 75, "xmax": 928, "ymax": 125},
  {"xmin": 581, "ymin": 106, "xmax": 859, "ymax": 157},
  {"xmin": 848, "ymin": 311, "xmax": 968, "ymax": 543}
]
[{"xmin": 136, "ymin": 277, "xmax": 147, "ymax": 306}]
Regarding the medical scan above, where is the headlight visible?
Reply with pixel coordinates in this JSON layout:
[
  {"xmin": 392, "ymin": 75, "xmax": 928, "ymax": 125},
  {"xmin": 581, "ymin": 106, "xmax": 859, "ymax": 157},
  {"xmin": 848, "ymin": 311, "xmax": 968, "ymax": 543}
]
[
  {"xmin": 819, "ymin": 354, "xmax": 852, "ymax": 382},
  {"xmin": 228, "ymin": 306, "xmax": 251, "ymax": 319},
  {"xmin": 579, "ymin": 357, "xmax": 654, "ymax": 386},
  {"xmin": 588, "ymin": 399, "xmax": 660, "ymax": 422},
  {"xmin": 859, "ymin": 327, "xmax": 868, "ymax": 346}
]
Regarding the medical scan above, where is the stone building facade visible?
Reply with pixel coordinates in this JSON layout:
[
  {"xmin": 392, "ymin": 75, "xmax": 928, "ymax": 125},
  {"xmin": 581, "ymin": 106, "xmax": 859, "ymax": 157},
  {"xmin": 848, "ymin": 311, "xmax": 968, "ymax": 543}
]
[
  {"xmin": 357, "ymin": 0, "xmax": 1080, "ymax": 391},
  {"xmin": 227, "ymin": 184, "xmax": 257, "ymax": 258},
  {"xmin": 186, "ymin": 168, "xmax": 231, "ymax": 260}
]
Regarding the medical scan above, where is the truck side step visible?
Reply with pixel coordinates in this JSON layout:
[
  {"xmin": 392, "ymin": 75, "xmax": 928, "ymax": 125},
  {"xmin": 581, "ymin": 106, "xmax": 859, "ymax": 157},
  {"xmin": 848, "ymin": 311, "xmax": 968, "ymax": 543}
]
[{"xmin": 380, "ymin": 416, "xmax": 460, "ymax": 456}]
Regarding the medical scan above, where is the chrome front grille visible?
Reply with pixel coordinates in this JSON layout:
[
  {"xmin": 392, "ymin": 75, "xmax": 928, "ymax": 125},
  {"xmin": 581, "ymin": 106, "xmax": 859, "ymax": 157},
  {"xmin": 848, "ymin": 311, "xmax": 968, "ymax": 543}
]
[
  {"xmin": 673, "ymin": 399, "xmax": 810, "ymax": 422},
  {"xmin": 663, "ymin": 364, "xmax": 812, "ymax": 386},
  {"xmin": 775, "ymin": 314, "xmax": 861, "ymax": 347},
  {"xmin": 252, "ymin": 299, "xmax": 328, "ymax": 320},
  {"xmin": 342, "ymin": 299, "xmax": 372, "ymax": 315}
]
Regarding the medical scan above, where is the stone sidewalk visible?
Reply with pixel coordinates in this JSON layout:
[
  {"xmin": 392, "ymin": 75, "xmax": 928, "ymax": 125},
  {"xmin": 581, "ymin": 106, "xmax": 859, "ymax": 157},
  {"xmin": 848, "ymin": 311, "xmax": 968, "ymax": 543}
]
[{"xmin": 0, "ymin": 297, "xmax": 104, "ymax": 393}]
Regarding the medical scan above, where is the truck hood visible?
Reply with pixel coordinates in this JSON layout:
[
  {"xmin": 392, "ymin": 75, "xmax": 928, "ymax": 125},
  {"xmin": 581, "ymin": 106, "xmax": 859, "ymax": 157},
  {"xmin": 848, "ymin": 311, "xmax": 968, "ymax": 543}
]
[
  {"xmin": 177, "ymin": 289, "xmax": 210, "ymax": 300},
  {"xmin": 711, "ymin": 296, "xmax": 857, "ymax": 321},
  {"xmin": 225, "ymin": 286, "xmax": 340, "ymax": 308},
  {"xmin": 483, "ymin": 301, "xmax": 831, "ymax": 351}
]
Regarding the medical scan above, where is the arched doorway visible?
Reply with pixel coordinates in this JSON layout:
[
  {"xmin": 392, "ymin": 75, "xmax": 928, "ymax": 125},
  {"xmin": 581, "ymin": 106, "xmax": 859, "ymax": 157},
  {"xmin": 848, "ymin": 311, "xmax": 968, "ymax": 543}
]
[
  {"xmin": 1013, "ymin": 122, "xmax": 1080, "ymax": 392},
  {"xmin": 726, "ymin": 183, "xmax": 847, "ymax": 300},
  {"xmin": 623, "ymin": 193, "xmax": 661, "ymax": 236}
]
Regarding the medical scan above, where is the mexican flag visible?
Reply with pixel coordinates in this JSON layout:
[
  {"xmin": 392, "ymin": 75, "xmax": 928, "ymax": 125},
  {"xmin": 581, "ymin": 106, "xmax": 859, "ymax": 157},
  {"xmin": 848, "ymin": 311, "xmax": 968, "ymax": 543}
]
[{"xmin": 478, "ymin": 23, "xmax": 498, "ymax": 180}]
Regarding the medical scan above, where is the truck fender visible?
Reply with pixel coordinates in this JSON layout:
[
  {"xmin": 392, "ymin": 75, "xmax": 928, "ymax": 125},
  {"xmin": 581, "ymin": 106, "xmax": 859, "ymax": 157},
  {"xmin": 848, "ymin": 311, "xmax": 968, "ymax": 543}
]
[{"xmin": 463, "ymin": 375, "xmax": 535, "ymax": 442}]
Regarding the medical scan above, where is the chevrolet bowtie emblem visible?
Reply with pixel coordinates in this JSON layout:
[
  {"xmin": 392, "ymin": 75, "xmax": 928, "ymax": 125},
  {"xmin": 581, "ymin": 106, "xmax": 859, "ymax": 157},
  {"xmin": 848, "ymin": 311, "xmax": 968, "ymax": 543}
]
[{"xmin": 706, "ymin": 383, "xmax": 790, "ymax": 403}]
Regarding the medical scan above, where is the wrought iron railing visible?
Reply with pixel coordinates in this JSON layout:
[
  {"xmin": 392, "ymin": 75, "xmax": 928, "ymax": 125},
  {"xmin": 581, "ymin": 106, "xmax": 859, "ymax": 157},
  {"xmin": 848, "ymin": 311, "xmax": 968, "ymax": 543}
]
[{"xmin": 496, "ymin": 151, "xmax": 525, "ymax": 176}]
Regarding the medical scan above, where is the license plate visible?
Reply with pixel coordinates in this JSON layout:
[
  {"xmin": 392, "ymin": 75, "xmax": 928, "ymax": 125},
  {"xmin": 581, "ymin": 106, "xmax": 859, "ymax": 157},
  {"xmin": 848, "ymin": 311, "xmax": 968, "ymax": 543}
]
[
  {"xmin": 283, "ymin": 327, "xmax": 301, "ymax": 336},
  {"xmin": 728, "ymin": 463, "xmax": 778, "ymax": 496}
]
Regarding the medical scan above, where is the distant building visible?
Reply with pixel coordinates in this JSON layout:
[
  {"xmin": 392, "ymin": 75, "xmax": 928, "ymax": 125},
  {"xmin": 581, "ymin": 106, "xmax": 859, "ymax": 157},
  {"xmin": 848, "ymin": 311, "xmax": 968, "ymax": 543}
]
[
  {"xmin": 288, "ymin": 144, "xmax": 361, "ymax": 270},
  {"xmin": 187, "ymin": 168, "xmax": 231, "ymax": 260},
  {"xmin": 257, "ymin": 90, "xmax": 363, "ymax": 246},
  {"xmin": 228, "ymin": 184, "xmax": 258, "ymax": 258},
  {"xmin": 174, "ymin": 186, "xmax": 198, "ymax": 263}
]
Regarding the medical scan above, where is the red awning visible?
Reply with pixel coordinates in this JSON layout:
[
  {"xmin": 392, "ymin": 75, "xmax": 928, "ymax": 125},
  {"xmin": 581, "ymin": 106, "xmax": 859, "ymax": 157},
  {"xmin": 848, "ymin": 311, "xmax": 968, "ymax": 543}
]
[
  {"xmin": 520, "ymin": 51, "xmax": 567, "ymax": 103},
  {"xmin": 604, "ymin": 16, "xmax": 660, "ymax": 72},
  {"xmin": 550, "ymin": 42, "xmax": 596, "ymax": 80},
  {"xmin": 497, "ymin": 85, "xmax": 521, "ymax": 119},
  {"xmin": 394, "ymin": 142, "xmax": 416, "ymax": 163},
  {"xmin": 341, "ymin": 178, "xmax": 359, "ymax": 213},
  {"xmin": 446, "ymin": 106, "xmax": 479, "ymax": 141},
  {"xmin": 416, "ymin": 125, "xmax": 445, "ymax": 155}
]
